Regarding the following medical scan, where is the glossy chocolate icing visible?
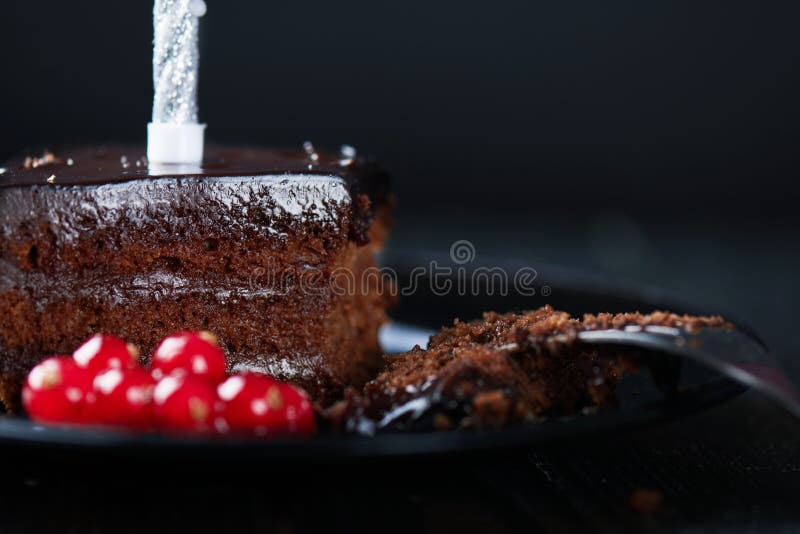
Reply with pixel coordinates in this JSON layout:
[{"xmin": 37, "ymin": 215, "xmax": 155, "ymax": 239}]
[
  {"xmin": 0, "ymin": 145, "xmax": 390, "ymax": 247},
  {"xmin": 0, "ymin": 145, "xmax": 385, "ymax": 189}
]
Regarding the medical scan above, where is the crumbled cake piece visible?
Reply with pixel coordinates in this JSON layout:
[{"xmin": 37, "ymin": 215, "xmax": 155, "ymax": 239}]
[{"xmin": 328, "ymin": 306, "xmax": 730, "ymax": 433}]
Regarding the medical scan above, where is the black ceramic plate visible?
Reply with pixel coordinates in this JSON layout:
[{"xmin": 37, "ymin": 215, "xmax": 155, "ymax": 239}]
[{"xmin": 0, "ymin": 253, "xmax": 749, "ymax": 462}]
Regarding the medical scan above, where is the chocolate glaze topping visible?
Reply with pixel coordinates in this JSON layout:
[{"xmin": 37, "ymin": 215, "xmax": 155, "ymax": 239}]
[
  {"xmin": 0, "ymin": 145, "xmax": 386, "ymax": 188},
  {"xmin": 0, "ymin": 145, "xmax": 391, "ymax": 246}
]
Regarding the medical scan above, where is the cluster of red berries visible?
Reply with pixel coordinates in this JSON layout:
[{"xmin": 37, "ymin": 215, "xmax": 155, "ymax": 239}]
[{"xmin": 22, "ymin": 331, "xmax": 315, "ymax": 437}]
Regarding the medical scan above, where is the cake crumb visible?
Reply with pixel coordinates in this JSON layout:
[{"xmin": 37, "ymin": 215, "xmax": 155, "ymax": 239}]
[
  {"xmin": 26, "ymin": 150, "xmax": 61, "ymax": 170},
  {"xmin": 22, "ymin": 150, "xmax": 64, "ymax": 170},
  {"xmin": 629, "ymin": 488, "xmax": 663, "ymax": 514},
  {"xmin": 472, "ymin": 390, "xmax": 511, "ymax": 427},
  {"xmin": 433, "ymin": 413, "xmax": 454, "ymax": 430}
]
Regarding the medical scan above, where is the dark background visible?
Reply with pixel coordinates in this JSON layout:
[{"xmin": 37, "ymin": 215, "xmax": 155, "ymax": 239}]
[{"xmin": 3, "ymin": 2, "xmax": 800, "ymax": 532}]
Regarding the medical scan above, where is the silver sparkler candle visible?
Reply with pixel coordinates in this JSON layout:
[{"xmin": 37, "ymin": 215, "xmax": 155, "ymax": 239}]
[{"xmin": 147, "ymin": 0, "xmax": 207, "ymax": 164}]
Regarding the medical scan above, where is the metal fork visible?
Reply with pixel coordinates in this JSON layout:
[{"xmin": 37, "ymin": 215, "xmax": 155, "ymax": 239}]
[{"xmin": 575, "ymin": 325, "xmax": 800, "ymax": 418}]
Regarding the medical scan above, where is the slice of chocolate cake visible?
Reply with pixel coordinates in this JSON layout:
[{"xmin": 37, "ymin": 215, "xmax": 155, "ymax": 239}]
[
  {"xmin": 331, "ymin": 306, "xmax": 728, "ymax": 433},
  {"xmin": 0, "ymin": 145, "xmax": 392, "ymax": 411}
]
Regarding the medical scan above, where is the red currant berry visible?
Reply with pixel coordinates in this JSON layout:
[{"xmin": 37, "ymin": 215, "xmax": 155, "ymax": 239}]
[
  {"xmin": 22, "ymin": 356, "xmax": 95, "ymax": 424},
  {"xmin": 152, "ymin": 374, "xmax": 218, "ymax": 433},
  {"xmin": 90, "ymin": 367, "xmax": 156, "ymax": 431},
  {"xmin": 151, "ymin": 331, "xmax": 226, "ymax": 384},
  {"xmin": 73, "ymin": 334, "xmax": 139, "ymax": 373},
  {"xmin": 278, "ymin": 383, "xmax": 316, "ymax": 437},
  {"xmin": 217, "ymin": 373, "xmax": 276, "ymax": 434},
  {"xmin": 217, "ymin": 373, "xmax": 315, "ymax": 437}
]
